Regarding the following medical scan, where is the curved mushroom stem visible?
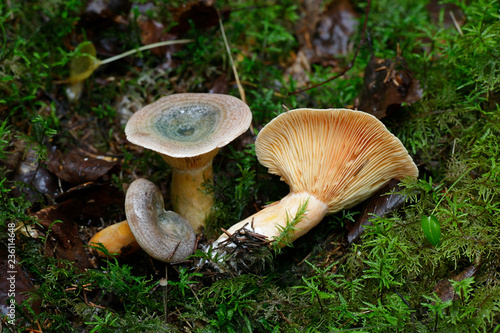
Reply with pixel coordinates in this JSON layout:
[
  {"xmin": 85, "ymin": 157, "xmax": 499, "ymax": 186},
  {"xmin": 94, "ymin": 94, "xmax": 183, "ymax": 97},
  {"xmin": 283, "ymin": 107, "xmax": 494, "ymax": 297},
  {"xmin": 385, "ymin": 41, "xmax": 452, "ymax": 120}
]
[
  {"xmin": 170, "ymin": 162, "xmax": 214, "ymax": 233},
  {"xmin": 89, "ymin": 220, "xmax": 140, "ymax": 257},
  {"xmin": 213, "ymin": 192, "xmax": 328, "ymax": 248}
]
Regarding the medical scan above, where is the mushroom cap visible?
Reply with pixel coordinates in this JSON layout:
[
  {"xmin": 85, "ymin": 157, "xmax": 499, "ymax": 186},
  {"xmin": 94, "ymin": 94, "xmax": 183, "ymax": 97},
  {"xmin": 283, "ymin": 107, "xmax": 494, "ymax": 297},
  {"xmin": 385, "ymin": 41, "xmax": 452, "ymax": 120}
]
[
  {"xmin": 125, "ymin": 93, "xmax": 252, "ymax": 158},
  {"xmin": 255, "ymin": 108, "xmax": 418, "ymax": 213},
  {"xmin": 125, "ymin": 178, "xmax": 196, "ymax": 263}
]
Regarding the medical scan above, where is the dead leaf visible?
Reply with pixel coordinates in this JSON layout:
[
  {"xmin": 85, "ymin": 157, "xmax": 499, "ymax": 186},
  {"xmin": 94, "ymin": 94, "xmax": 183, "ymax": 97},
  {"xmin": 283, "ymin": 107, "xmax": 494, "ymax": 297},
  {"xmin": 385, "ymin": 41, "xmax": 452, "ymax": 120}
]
[
  {"xmin": 46, "ymin": 149, "xmax": 119, "ymax": 184},
  {"xmin": 433, "ymin": 265, "xmax": 479, "ymax": 302},
  {"xmin": 169, "ymin": 1, "xmax": 222, "ymax": 35},
  {"xmin": 208, "ymin": 74, "xmax": 229, "ymax": 94},
  {"xmin": 0, "ymin": 245, "xmax": 41, "ymax": 322},
  {"xmin": 286, "ymin": 0, "xmax": 358, "ymax": 87},
  {"xmin": 138, "ymin": 19, "xmax": 181, "ymax": 59},
  {"xmin": 34, "ymin": 183, "xmax": 125, "ymax": 270},
  {"xmin": 312, "ymin": 0, "xmax": 359, "ymax": 60},
  {"xmin": 347, "ymin": 179, "xmax": 407, "ymax": 244},
  {"xmin": 11, "ymin": 147, "xmax": 60, "ymax": 203},
  {"xmin": 357, "ymin": 56, "xmax": 423, "ymax": 119},
  {"xmin": 80, "ymin": 0, "xmax": 132, "ymax": 31}
]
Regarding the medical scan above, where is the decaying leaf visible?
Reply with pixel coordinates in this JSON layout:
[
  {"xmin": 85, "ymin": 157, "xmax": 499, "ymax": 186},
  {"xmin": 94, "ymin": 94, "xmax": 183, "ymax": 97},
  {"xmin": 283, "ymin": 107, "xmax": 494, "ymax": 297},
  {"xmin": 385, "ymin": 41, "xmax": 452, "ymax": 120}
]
[
  {"xmin": 11, "ymin": 146, "xmax": 60, "ymax": 203},
  {"xmin": 286, "ymin": 0, "xmax": 359, "ymax": 87},
  {"xmin": 0, "ymin": 245, "xmax": 41, "ymax": 321},
  {"xmin": 138, "ymin": 19, "xmax": 180, "ymax": 59},
  {"xmin": 432, "ymin": 264, "xmax": 479, "ymax": 302},
  {"xmin": 312, "ymin": 0, "xmax": 358, "ymax": 60},
  {"xmin": 347, "ymin": 179, "xmax": 407, "ymax": 244},
  {"xmin": 357, "ymin": 56, "xmax": 422, "ymax": 119},
  {"xmin": 169, "ymin": 1, "xmax": 222, "ymax": 35},
  {"xmin": 46, "ymin": 149, "xmax": 119, "ymax": 184},
  {"xmin": 34, "ymin": 183, "xmax": 125, "ymax": 270}
]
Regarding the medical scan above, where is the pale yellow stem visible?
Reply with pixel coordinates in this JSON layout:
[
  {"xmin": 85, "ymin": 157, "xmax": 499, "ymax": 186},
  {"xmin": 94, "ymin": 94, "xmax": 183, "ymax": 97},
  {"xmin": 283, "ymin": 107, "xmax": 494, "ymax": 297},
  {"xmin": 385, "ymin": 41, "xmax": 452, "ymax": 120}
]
[
  {"xmin": 215, "ymin": 192, "xmax": 328, "ymax": 248},
  {"xmin": 171, "ymin": 162, "xmax": 214, "ymax": 233}
]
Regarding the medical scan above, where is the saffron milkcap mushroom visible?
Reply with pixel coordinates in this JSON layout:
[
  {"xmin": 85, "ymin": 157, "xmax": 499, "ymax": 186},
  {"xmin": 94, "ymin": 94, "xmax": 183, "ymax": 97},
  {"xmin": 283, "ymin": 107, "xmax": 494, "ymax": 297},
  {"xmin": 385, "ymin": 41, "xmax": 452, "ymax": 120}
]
[
  {"xmin": 89, "ymin": 178, "xmax": 196, "ymax": 262},
  {"xmin": 214, "ymin": 108, "xmax": 418, "ymax": 248},
  {"xmin": 125, "ymin": 93, "xmax": 252, "ymax": 232}
]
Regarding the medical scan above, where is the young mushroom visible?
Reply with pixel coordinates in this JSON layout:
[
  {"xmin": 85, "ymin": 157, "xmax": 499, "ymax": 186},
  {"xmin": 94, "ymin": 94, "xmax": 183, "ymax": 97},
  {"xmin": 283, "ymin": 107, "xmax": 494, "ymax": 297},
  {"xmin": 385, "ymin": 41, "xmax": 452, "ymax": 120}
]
[
  {"xmin": 213, "ymin": 108, "xmax": 418, "ymax": 249},
  {"xmin": 125, "ymin": 93, "xmax": 252, "ymax": 233},
  {"xmin": 89, "ymin": 178, "xmax": 196, "ymax": 262}
]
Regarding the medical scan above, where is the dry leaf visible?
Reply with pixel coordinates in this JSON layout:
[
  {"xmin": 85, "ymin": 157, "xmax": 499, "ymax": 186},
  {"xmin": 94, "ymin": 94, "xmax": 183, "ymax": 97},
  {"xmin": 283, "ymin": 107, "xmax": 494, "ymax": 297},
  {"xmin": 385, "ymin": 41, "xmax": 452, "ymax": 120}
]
[{"xmin": 357, "ymin": 56, "xmax": 422, "ymax": 119}]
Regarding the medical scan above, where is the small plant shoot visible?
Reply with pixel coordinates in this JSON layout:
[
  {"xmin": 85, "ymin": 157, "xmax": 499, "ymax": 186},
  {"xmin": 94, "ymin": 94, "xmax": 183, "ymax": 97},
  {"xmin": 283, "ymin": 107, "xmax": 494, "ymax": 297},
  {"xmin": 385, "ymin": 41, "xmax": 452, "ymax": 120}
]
[{"xmin": 421, "ymin": 214, "xmax": 441, "ymax": 246}]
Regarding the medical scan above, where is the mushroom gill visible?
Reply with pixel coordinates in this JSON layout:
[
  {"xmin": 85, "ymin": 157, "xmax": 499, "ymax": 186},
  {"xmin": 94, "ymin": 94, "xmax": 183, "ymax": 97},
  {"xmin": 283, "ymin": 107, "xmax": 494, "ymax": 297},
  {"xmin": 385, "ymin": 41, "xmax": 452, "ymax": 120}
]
[{"xmin": 214, "ymin": 108, "xmax": 418, "ymax": 248}]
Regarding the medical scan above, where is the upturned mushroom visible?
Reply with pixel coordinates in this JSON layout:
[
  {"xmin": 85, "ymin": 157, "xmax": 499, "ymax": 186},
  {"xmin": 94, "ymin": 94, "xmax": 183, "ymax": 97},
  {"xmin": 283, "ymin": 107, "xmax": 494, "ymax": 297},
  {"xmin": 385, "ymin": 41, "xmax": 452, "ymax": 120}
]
[
  {"xmin": 213, "ymin": 108, "xmax": 418, "ymax": 248},
  {"xmin": 89, "ymin": 178, "xmax": 196, "ymax": 262},
  {"xmin": 125, "ymin": 93, "xmax": 252, "ymax": 232}
]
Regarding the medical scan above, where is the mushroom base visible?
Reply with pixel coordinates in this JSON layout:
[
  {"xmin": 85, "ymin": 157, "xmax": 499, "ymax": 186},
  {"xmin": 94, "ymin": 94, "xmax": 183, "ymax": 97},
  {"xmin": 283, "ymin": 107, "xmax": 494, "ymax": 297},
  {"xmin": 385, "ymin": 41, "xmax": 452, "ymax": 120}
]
[
  {"xmin": 214, "ymin": 192, "xmax": 329, "ymax": 248},
  {"xmin": 171, "ymin": 162, "xmax": 214, "ymax": 233}
]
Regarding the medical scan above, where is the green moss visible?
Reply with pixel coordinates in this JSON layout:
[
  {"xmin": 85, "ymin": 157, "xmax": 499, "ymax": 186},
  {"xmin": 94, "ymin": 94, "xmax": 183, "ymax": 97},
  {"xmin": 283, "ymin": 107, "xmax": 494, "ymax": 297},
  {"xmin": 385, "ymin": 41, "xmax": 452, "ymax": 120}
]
[{"xmin": 2, "ymin": 0, "xmax": 500, "ymax": 331}]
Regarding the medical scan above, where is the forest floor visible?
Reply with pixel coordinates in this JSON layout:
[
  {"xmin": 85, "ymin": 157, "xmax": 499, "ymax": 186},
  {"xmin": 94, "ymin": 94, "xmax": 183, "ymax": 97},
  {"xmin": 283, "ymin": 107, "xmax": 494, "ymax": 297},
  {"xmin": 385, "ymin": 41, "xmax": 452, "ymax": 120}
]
[{"xmin": 1, "ymin": 0, "xmax": 500, "ymax": 332}]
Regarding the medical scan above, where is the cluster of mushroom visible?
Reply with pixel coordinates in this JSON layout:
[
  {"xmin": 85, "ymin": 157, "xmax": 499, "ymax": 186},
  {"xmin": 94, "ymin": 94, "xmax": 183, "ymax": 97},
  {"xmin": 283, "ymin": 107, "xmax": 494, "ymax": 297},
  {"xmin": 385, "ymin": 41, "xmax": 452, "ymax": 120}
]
[
  {"xmin": 90, "ymin": 94, "xmax": 418, "ymax": 265},
  {"xmin": 90, "ymin": 93, "xmax": 252, "ymax": 262}
]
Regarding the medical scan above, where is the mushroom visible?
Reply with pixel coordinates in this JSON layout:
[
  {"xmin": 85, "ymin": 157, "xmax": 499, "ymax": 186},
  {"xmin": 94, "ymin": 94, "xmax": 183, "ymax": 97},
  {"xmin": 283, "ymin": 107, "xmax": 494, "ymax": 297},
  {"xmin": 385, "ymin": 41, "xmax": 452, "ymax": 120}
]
[
  {"xmin": 214, "ymin": 108, "xmax": 418, "ymax": 248},
  {"xmin": 89, "ymin": 220, "xmax": 140, "ymax": 257},
  {"xmin": 89, "ymin": 178, "xmax": 196, "ymax": 262},
  {"xmin": 125, "ymin": 93, "xmax": 252, "ymax": 232}
]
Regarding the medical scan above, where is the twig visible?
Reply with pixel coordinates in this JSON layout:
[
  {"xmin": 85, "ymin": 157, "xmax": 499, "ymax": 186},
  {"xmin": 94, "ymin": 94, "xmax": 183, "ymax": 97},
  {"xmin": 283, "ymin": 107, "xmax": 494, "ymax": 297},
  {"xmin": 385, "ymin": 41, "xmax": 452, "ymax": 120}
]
[
  {"xmin": 99, "ymin": 39, "xmax": 193, "ymax": 65},
  {"xmin": 218, "ymin": 9, "xmax": 254, "ymax": 135},
  {"xmin": 288, "ymin": 0, "xmax": 372, "ymax": 95},
  {"xmin": 162, "ymin": 265, "xmax": 169, "ymax": 324},
  {"xmin": 449, "ymin": 11, "xmax": 463, "ymax": 37},
  {"xmin": 217, "ymin": 11, "xmax": 246, "ymax": 104}
]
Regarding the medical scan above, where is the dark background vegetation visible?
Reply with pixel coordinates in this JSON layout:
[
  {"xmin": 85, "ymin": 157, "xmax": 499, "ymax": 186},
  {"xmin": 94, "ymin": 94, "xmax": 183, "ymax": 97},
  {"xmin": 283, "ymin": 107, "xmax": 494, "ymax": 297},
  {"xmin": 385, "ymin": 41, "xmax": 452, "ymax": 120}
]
[{"xmin": 1, "ymin": 0, "xmax": 499, "ymax": 331}]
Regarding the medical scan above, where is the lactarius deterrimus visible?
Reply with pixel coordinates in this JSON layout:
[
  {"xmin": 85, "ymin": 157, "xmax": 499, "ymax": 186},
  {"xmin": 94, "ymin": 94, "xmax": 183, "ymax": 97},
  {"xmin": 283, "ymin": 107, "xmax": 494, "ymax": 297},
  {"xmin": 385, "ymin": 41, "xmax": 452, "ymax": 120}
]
[
  {"xmin": 90, "ymin": 178, "xmax": 196, "ymax": 263},
  {"xmin": 214, "ymin": 108, "xmax": 418, "ymax": 249},
  {"xmin": 125, "ymin": 93, "xmax": 252, "ymax": 232}
]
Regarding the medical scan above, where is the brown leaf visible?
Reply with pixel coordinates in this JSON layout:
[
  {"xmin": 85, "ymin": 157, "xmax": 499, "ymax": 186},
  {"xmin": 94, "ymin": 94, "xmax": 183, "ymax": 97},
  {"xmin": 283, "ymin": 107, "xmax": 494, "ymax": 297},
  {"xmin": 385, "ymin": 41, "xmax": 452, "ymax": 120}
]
[
  {"xmin": 347, "ymin": 179, "xmax": 407, "ymax": 244},
  {"xmin": 0, "ymin": 245, "xmax": 42, "ymax": 321},
  {"xmin": 312, "ymin": 0, "xmax": 359, "ymax": 60},
  {"xmin": 80, "ymin": 0, "xmax": 132, "ymax": 30},
  {"xmin": 208, "ymin": 74, "xmax": 229, "ymax": 94},
  {"xmin": 35, "ymin": 200, "xmax": 94, "ymax": 270},
  {"xmin": 169, "ymin": 1, "xmax": 222, "ymax": 35},
  {"xmin": 286, "ymin": 0, "xmax": 358, "ymax": 87},
  {"xmin": 357, "ymin": 56, "xmax": 423, "ymax": 119},
  {"xmin": 11, "ymin": 147, "xmax": 60, "ymax": 203},
  {"xmin": 432, "ymin": 265, "xmax": 479, "ymax": 302},
  {"xmin": 138, "ymin": 19, "xmax": 181, "ymax": 58},
  {"xmin": 34, "ymin": 183, "xmax": 125, "ymax": 270},
  {"xmin": 46, "ymin": 149, "xmax": 119, "ymax": 184}
]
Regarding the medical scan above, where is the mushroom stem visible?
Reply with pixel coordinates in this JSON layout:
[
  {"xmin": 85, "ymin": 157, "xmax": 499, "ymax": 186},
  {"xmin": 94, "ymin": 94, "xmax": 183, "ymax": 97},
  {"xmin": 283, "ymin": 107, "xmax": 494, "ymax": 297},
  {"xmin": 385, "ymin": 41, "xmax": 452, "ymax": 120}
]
[
  {"xmin": 89, "ymin": 220, "xmax": 140, "ymax": 257},
  {"xmin": 170, "ymin": 162, "xmax": 214, "ymax": 232},
  {"xmin": 214, "ymin": 192, "xmax": 328, "ymax": 248},
  {"xmin": 89, "ymin": 178, "xmax": 197, "ymax": 262}
]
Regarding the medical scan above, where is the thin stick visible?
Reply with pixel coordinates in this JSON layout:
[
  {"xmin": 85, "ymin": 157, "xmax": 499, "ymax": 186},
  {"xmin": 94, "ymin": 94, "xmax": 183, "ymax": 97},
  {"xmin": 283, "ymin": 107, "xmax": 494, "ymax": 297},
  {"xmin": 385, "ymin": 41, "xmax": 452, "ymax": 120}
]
[
  {"xmin": 218, "ymin": 12, "xmax": 246, "ymax": 104},
  {"xmin": 218, "ymin": 10, "xmax": 254, "ymax": 134},
  {"xmin": 288, "ymin": 0, "xmax": 372, "ymax": 95},
  {"xmin": 99, "ymin": 39, "xmax": 194, "ymax": 65},
  {"xmin": 449, "ymin": 11, "xmax": 463, "ymax": 37},
  {"xmin": 163, "ymin": 265, "xmax": 169, "ymax": 323}
]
